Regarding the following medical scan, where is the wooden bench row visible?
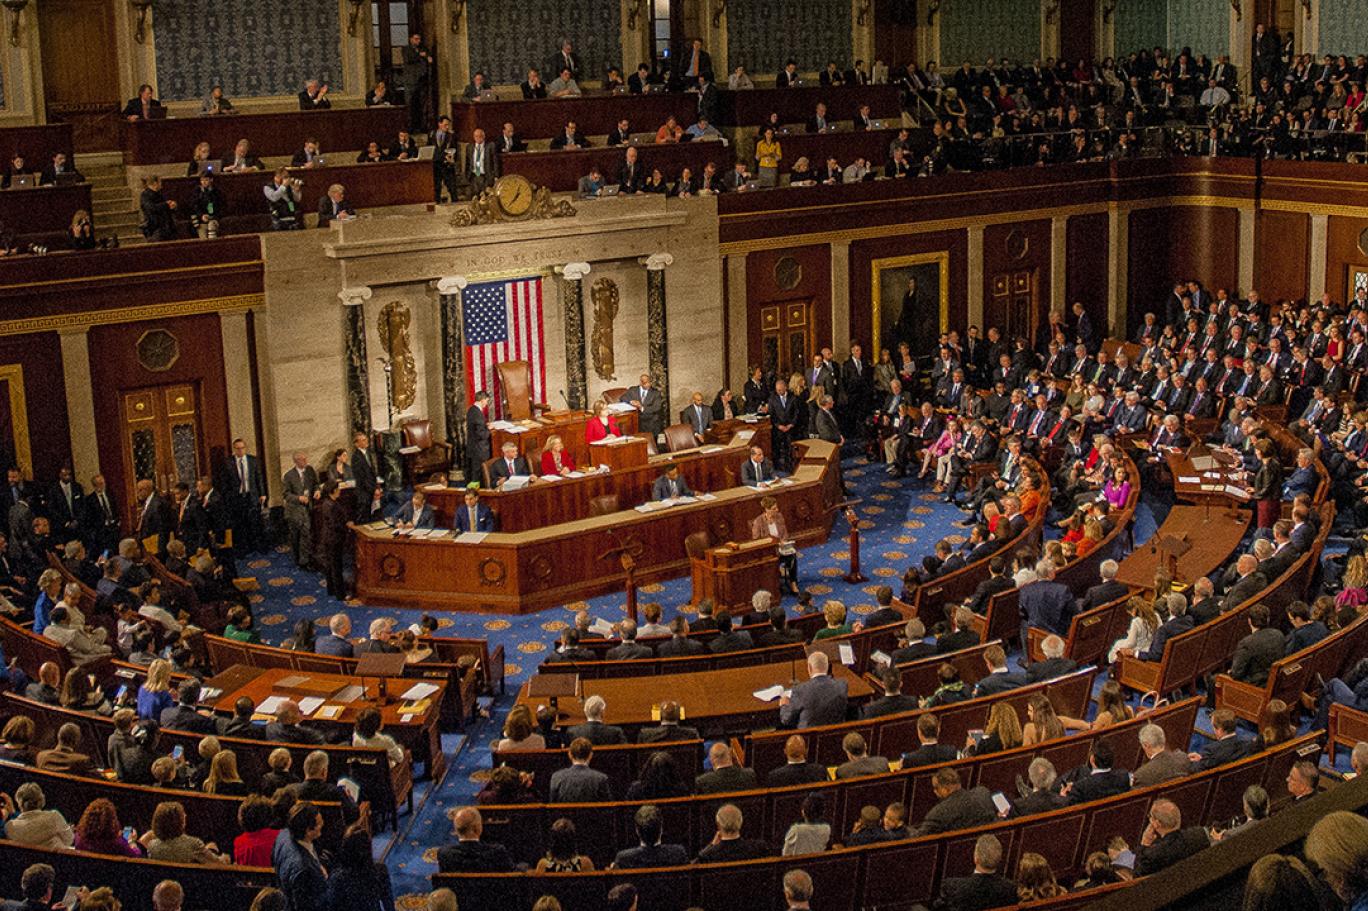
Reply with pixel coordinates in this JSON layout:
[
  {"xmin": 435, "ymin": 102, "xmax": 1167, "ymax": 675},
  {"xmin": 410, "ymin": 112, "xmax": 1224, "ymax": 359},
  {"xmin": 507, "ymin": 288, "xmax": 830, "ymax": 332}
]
[
  {"xmin": 1115, "ymin": 499, "xmax": 1334, "ymax": 702},
  {"xmin": 743, "ymin": 668, "xmax": 1098, "ymax": 775},
  {"xmin": 473, "ymin": 697, "xmax": 1201, "ymax": 866},
  {"xmin": 1215, "ymin": 613, "xmax": 1368, "ymax": 725},
  {"xmin": 434, "ymin": 731, "xmax": 1320, "ymax": 911}
]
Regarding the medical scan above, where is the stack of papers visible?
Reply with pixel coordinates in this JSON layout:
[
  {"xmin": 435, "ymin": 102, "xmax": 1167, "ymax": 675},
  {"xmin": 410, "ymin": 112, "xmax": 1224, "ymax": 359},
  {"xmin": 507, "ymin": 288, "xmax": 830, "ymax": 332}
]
[
  {"xmin": 752, "ymin": 685, "xmax": 792, "ymax": 702},
  {"xmin": 298, "ymin": 697, "xmax": 325, "ymax": 715},
  {"xmin": 539, "ymin": 474, "xmax": 563, "ymax": 482},
  {"xmin": 315, "ymin": 705, "xmax": 343, "ymax": 720},
  {"xmin": 257, "ymin": 696, "xmax": 288, "ymax": 715},
  {"xmin": 606, "ymin": 402, "xmax": 636, "ymax": 414},
  {"xmin": 838, "ymin": 643, "xmax": 855, "ymax": 666},
  {"xmin": 455, "ymin": 532, "xmax": 487, "ymax": 543},
  {"xmin": 401, "ymin": 681, "xmax": 441, "ymax": 701},
  {"xmin": 589, "ymin": 617, "xmax": 616, "ymax": 636}
]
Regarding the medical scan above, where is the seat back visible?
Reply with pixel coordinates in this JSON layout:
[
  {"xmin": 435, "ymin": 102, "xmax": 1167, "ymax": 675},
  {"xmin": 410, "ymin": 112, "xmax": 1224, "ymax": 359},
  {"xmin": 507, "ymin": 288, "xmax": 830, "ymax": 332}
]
[
  {"xmin": 602, "ymin": 387, "xmax": 628, "ymax": 404},
  {"xmin": 402, "ymin": 418, "xmax": 434, "ymax": 450},
  {"xmin": 498, "ymin": 360, "xmax": 534, "ymax": 420},
  {"xmin": 663, "ymin": 423, "xmax": 698, "ymax": 453},
  {"xmin": 589, "ymin": 494, "xmax": 620, "ymax": 517},
  {"xmin": 684, "ymin": 530, "xmax": 711, "ymax": 560},
  {"xmin": 482, "ymin": 456, "xmax": 502, "ymax": 489}
]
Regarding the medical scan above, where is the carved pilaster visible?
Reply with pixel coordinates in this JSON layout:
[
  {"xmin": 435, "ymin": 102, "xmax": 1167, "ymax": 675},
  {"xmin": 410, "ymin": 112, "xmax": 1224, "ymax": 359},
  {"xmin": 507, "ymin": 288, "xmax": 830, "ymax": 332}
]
[
  {"xmin": 642, "ymin": 253, "xmax": 674, "ymax": 419},
  {"xmin": 437, "ymin": 276, "xmax": 469, "ymax": 478},
  {"xmin": 339, "ymin": 287, "xmax": 373, "ymax": 436},
  {"xmin": 558, "ymin": 262, "xmax": 592, "ymax": 411}
]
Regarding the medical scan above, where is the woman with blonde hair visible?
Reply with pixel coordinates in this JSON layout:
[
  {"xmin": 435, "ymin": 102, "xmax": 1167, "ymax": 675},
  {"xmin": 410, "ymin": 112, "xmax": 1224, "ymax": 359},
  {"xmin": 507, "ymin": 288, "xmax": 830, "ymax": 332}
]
[
  {"xmin": 186, "ymin": 141, "xmax": 212, "ymax": 176},
  {"xmin": 137, "ymin": 659, "xmax": 175, "ymax": 720},
  {"xmin": 1016, "ymin": 852, "xmax": 1067, "ymax": 901},
  {"xmin": 1337, "ymin": 555, "xmax": 1368, "ymax": 609},
  {"xmin": 1109, "ymin": 596, "xmax": 1160, "ymax": 663},
  {"xmin": 1075, "ymin": 516, "xmax": 1104, "ymax": 558},
  {"xmin": 811, "ymin": 600, "xmax": 851, "ymax": 641},
  {"xmin": 33, "ymin": 568, "xmax": 63, "ymax": 635},
  {"xmin": 203, "ymin": 749, "xmax": 249, "ymax": 796},
  {"xmin": 585, "ymin": 399, "xmax": 622, "ymax": 443},
  {"xmin": 539, "ymin": 434, "xmax": 575, "ymax": 476},
  {"xmin": 1304, "ymin": 811, "xmax": 1368, "ymax": 908},
  {"xmin": 963, "ymin": 702, "xmax": 1022, "ymax": 756}
]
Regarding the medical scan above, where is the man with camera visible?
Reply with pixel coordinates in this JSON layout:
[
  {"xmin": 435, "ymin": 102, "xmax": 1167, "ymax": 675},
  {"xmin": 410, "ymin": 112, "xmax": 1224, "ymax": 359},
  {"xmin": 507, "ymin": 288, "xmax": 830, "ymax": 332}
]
[
  {"xmin": 263, "ymin": 169, "xmax": 303, "ymax": 231},
  {"xmin": 191, "ymin": 172, "xmax": 223, "ymax": 239}
]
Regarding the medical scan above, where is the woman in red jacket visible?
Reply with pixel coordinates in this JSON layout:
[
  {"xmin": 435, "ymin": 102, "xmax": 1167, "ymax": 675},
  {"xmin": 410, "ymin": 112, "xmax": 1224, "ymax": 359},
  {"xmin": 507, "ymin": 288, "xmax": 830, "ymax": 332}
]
[
  {"xmin": 584, "ymin": 400, "xmax": 621, "ymax": 444},
  {"xmin": 540, "ymin": 434, "xmax": 576, "ymax": 476}
]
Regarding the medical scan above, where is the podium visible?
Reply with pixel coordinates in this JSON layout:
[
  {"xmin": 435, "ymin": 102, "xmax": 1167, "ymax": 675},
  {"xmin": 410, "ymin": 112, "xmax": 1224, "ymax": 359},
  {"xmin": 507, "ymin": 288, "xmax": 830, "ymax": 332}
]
[
  {"xmin": 586, "ymin": 435, "xmax": 651, "ymax": 472},
  {"xmin": 690, "ymin": 538, "xmax": 780, "ymax": 610}
]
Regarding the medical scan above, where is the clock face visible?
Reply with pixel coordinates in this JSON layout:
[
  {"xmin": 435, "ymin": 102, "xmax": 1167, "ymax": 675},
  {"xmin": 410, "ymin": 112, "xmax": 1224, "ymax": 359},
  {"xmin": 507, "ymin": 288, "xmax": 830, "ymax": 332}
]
[{"xmin": 495, "ymin": 175, "xmax": 535, "ymax": 217}]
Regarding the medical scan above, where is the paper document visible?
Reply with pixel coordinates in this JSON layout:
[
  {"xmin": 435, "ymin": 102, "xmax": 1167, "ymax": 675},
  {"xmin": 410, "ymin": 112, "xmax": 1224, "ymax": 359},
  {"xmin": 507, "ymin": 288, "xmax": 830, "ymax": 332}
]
[
  {"xmin": 257, "ymin": 696, "xmax": 287, "ymax": 715},
  {"xmin": 1178, "ymin": 476, "xmax": 1200, "ymax": 484},
  {"xmin": 423, "ymin": 483, "xmax": 447, "ymax": 492},
  {"xmin": 1224, "ymin": 485, "xmax": 1251, "ymax": 499},
  {"xmin": 315, "ymin": 705, "xmax": 342, "ymax": 720},
  {"xmin": 398, "ymin": 445, "xmax": 421, "ymax": 454},
  {"xmin": 489, "ymin": 420, "xmax": 518, "ymax": 431},
  {"xmin": 736, "ymin": 430, "xmax": 756, "ymax": 441},
  {"xmin": 698, "ymin": 493, "xmax": 717, "ymax": 501},
  {"xmin": 606, "ymin": 402, "xmax": 636, "ymax": 414},
  {"xmin": 455, "ymin": 532, "xmax": 487, "ymax": 543},
  {"xmin": 401, "ymin": 681, "xmax": 441, "ymax": 701},
  {"xmin": 539, "ymin": 474, "xmax": 563, "ymax": 482},
  {"xmin": 752, "ymin": 685, "xmax": 786, "ymax": 702},
  {"xmin": 566, "ymin": 471, "xmax": 585, "ymax": 478},
  {"xmin": 870, "ymin": 650, "xmax": 892, "ymax": 668},
  {"xmin": 276, "ymin": 675, "xmax": 309, "ymax": 688},
  {"xmin": 297, "ymin": 697, "xmax": 325, "ymax": 715},
  {"xmin": 334, "ymin": 685, "xmax": 365, "ymax": 703},
  {"xmin": 502, "ymin": 475, "xmax": 531, "ymax": 490},
  {"xmin": 838, "ymin": 643, "xmax": 855, "ymax": 665},
  {"xmin": 589, "ymin": 617, "xmax": 616, "ymax": 636}
]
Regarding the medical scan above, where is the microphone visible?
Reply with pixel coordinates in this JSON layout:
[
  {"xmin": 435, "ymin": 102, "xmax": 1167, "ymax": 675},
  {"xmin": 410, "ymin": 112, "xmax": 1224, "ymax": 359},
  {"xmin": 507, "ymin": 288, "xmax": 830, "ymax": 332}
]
[{"xmin": 559, "ymin": 389, "xmax": 570, "ymax": 409}]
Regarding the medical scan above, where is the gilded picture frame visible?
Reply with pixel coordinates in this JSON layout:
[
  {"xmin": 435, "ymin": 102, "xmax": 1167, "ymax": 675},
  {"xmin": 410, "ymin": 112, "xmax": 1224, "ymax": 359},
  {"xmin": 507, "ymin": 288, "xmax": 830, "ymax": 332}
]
[{"xmin": 871, "ymin": 252, "xmax": 950, "ymax": 358}]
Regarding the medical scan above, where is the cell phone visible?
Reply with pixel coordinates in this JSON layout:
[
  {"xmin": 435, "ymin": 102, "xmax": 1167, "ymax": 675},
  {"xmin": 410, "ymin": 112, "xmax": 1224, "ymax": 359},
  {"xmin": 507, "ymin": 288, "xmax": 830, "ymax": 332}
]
[
  {"xmin": 967, "ymin": 728, "xmax": 985, "ymax": 743},
  {"xmin": 171, "ymin": 745, "xmax": 184, "ymax": 761},
  {"xmin": 100, "ymin": 550, "xmax": 110, "ymax": 561},
  {"xmin": 114, "ymin": 684, "xmax": 128, "ymax": 700},
  {"xmin": 992, "ymin": 792, "xmax": 1011, "ymax": 815},
  {"xmin": 122, "ymin": 825, "xmax": 135, "ymax": 842}
]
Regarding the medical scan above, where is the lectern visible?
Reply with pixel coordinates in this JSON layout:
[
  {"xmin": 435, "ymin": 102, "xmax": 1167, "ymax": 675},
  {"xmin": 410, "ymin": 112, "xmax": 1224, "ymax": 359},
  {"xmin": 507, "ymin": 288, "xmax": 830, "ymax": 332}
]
[{"xmin": 690, "ymin": 538, "xmax": 780, "ymax": 610}]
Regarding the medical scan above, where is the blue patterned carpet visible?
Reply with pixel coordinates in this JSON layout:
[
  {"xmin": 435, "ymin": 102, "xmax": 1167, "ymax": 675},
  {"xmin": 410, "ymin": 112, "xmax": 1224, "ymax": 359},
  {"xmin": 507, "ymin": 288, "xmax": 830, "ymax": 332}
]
[{"xmin": 241, "ymin": 451, "xmax": 1161, "ymax": 904}]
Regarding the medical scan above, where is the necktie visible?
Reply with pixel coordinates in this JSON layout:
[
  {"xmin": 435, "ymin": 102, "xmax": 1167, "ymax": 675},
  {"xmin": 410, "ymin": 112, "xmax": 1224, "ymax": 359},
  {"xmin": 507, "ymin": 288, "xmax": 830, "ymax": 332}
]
[
  {"xmin": 469, "ymin": 507, "xmax": 477, "ymax": 529},
  {"xmin": 239, "ymin": 457, "xmax": 248, "ymax": 493},
  {"xmin": 64, "ymin": 485, "xmax": 72, "ymax": 511},
  {"xmin": 474, "ymin": 147, "xmax": 482, "ymax": 175},
  {"xmin": 507, "ymin": 459, "xmax": 515, "ymax": 474},
  {"xmin": 100, "ymin": 493, "xmax": 110, "ymax": 520}
]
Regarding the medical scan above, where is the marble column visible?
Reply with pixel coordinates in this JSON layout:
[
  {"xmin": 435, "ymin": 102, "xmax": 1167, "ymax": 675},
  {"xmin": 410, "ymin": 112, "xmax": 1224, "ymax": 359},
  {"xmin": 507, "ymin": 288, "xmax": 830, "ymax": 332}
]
[
  {"xmin": 436, "ymin": 276, "xmax": 469, "ymax": 476},
  {"xmin": 1237, "ymin": 205, "xmax": 1256, "ymax": 295},
  {"xmin": 58, "ymin": 328, "xmax": 100, "ymax": 484},
  {"xmin": 966, "ymin": 226, "xmax": 985, "ymax": 328},
  {"xmin": 558, "ymin": 263, "xmax": 592, "ymax": 411},
  {"xmin": 1107, "ymin": 205, "xmax": 1130, "ymax": 336},
  {"xmin": 219, "ymin": 310, "xmax": 259, "ymax": 455},
  {"xmin": 1309, "ymin": 214, "xmax": 1329, "ymax": 303},
  {"xmin": 830, "ymin": 241, "xmax": 851, "ymax": 349},
  {"xmin": 642, "ymin": 253, "xmax": 675, "ymax": 415},
  {"xmin": 725, "ymin": 255, "xmax": 749, "ymax": 388},
  {"xmin": 1050, "ymin": 215, "xmax": 1068, "ymax": 315},
  {"xmin": 339, "ymin": 287, "xmax": 374, "ymax": 435}
]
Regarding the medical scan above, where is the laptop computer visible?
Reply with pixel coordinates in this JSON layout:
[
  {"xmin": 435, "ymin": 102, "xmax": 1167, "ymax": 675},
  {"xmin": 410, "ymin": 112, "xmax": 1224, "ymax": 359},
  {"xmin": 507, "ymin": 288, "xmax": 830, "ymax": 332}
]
[
  {"xmin": 9, "ymin": 174, "xmax": 33, "ymax": 189},
  {"xmin": 417, "ymin": 146, "xmax": 436, "ymax": 160},
  {"xmin": 53, "ymin": 172, "xmax": 83, "ymax": 186},
  {"xmin": 598, "ymin": 185, "xmax": 620, "ymax": 197},
  {"xmin": 200, "ymin": 159, "xmax": 223, "ymax": 175}
]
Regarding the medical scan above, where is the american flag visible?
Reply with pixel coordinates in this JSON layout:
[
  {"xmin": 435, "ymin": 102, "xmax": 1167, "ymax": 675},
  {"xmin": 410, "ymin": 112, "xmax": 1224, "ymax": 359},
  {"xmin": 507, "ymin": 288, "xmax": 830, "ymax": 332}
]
[{"xmin": 462, "ymin": 275, "xmax": 547, "ymax": 418}]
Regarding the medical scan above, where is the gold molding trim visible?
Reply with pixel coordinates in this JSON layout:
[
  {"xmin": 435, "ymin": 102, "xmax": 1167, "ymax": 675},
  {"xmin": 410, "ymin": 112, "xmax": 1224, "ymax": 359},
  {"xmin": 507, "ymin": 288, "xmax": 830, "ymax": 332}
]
[
  {"xmin": 0, "ymin": 293, "xmax": 263, "ymax": 338},
  {"xmin": 0, "ymin": 259, "xmax": 263, "ymax": 294},
  {"xmin": 870, "ymin": 252, "xmax": 949, "ymax": 356},
  {"xmin": 1261, "ymin": 199, "xmax": 1368, "ymax": 218},
  {"xmin": 0, "ymin": 364, "xmax": 33, "ymax": 478}
]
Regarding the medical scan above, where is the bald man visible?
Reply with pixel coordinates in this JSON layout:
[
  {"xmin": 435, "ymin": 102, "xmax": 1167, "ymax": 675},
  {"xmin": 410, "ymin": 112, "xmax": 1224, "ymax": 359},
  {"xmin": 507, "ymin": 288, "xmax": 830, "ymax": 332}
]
[{"xmin": 436, "ymin": 807, "xmax": 515, "ymax": 872}]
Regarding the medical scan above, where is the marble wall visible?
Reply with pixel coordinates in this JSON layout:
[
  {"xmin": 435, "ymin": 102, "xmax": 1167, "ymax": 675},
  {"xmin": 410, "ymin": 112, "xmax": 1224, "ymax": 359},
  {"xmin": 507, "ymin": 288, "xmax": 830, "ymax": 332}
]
[{"xmin": 257, "ymin": 196, "xmax": 723, "ymax": 479}]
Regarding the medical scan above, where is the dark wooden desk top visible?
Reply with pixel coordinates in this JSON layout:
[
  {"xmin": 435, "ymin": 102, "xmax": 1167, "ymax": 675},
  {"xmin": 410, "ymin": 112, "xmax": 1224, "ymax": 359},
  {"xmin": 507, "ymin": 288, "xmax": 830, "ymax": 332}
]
[
  {"xmin": 717, "ymin": 84, "xmax": 902, "ymax": 127},
  {"xmin": 203, "ymin": 664, "xmax": 443, "ymax": 731},
  {"xmin": 499, "ymin": 141, "xmax": 731, "ymax": 193},
  {"xmin": 515, "ymin": 661, "xmax": 874, "ymax": 731},
  {"xmin": 453, "ymin": 93, "xmax": 700, "ymax": 142},
  {"xmin": 0, "ymin": 183, "xmax": 94, "ymax": 244},
  {"xmin": 1115, "ymin": 504, "xmax": 1250, "ymax": 589},
  {"xmin": 0, "ymin": 124, "xmax": 74, "ymax": 169},
  {"xmin": 1164, "ymin": 451, "xmax": 1251, "ymax": 504},
  {"xmin": 123, "ymin": 107, "xmax": 408, "ymax": 165}
]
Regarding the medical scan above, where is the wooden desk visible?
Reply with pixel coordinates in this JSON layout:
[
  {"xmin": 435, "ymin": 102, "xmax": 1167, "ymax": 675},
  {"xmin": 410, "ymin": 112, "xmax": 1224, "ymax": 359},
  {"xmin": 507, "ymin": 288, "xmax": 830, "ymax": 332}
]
[
  {"xmin": 202, "ymin": 665, "xmax": 446, "ymax": 778},
  {"xmin": 0, "ymin": 124, "xmax": 74, "ymax": 170},
  {"xmin": 705, "ymin": 417, "xmax": 770, "ymax": 447},
  {"xmin": 425, "ymin": 427, "xmax": 768, "ymax": 531},
  {"xmin": 1164, "ymin": 450, "xmax": 1250, "ymax": 505},
  {"xmin": 452, "ymin": 93, "xmax": 701, "ymax": 142},
  {"xmin": 0, "ymin": 183, "xmax": 94, "ymax": 247},
  {"xmin": 1115, "ymin": 504, "xmax": 1250, "ymax": 590},
  {"xmin": 586, "ymin": 436, "xmax": 650, "ymax": 471},
  {"xmin": 354, "ymin": 439, "xmax": 841, "ymax": 613},
  {"xmin": 716, "ymin": 85, "xmax": 902, "ymax": 127},
  {"xmin": 160, "ymin": 160, "xmax": 431, "ymax": 234},
  {"xmin": 515, "ymin": 661, "xmax": 874, "ymax": 736},
  {"xmin": 123, "ymin": 107, "xmax": 409, "ymax": 165},
  {"xmin": 499, "ymin": 141, "xmax": 730, "ymax": 192},
  {"xmin": 491, "ymin": 409, "xmax": 640, "ymax": 468}
]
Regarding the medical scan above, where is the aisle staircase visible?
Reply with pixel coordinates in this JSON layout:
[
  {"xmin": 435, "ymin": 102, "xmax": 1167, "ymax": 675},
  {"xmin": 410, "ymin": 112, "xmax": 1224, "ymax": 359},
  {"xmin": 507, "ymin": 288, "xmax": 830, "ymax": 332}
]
[{"xmin": 79, "ymin": 153, "xmax": 143, "ymax": 245}]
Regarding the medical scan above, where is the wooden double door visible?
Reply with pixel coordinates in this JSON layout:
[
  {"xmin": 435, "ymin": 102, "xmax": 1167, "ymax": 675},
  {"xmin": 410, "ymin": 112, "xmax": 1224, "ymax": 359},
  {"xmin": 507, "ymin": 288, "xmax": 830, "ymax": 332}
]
[
  {"xmin": 119, "ymin": 384, "xmax": 207, "ymax": 520},
  {"xmin": 758, "ymin": 299, "xmax": 815, "ymax": 387}
]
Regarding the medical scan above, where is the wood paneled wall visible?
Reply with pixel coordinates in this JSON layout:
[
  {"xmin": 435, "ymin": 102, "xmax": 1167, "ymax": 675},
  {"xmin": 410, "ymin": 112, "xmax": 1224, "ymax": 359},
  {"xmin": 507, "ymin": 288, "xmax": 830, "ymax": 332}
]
[
  {"xmin": 848, "ymin": 230, "xmax": 969, "ymax": 354},
  {"xmin": 1066, "ymin": 213, "xmax": 1110, "ymax": 338},
  {"xmin": 1326, "ymin": 215, "xmax": 1368, "ymax": 304},
  {"xmin": 1255, "ymin": 210, "xmax": 1310, "ymax": 305},
  {"xmin": 982, "ymin": 218, "xmax": 1053, "ymax": 341},
  {"xmin": 744, "ymin": 245, "xmax": 833, "ymax": 377},
  {"xmin": 0, "ymin": 333, "xmax": 71, "ymax": 483},
  {"xmin": 1127, "ymin": 206, "xmax": 1240, "ymax": 336}
]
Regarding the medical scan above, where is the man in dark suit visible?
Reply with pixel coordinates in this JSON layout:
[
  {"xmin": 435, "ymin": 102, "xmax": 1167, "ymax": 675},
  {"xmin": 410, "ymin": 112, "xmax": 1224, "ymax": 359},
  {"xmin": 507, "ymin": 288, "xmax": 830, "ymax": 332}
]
[
  {"xmin": 549, "ymin": 738, "xmax": 613, "ymax": 802},
  {"xmin": 637, "ymin": 700, "xmax": 701, "ymax": 742},
  {"xmin": 756, "ymin": 608, "xmax": 804, "ymax": 648},
  {"xmin": 1135, "ymin": 799, "xmax": 1210, "ymax": 875},
  {"xmin": 965, "ymin": 557, "xmax": 1014, "ymax": 615},
  {"xmin": 1061, "ymin": 741, "xmax": 1130, "ymax": 804},
  {"xmin": 861, "ymin": 668, "xmax": 920, "ymax": 718},
  {"xmin": 695, "ymin": 742, "xmax": 758, "ymax": 793},
  {"xmin": 1132, "ymin": 723, "xmax": 1192, "ymax": 787},
  {"xmin": 1017, "ymin": 560, "xmax": 1075, "ymax": 658},
  {"xmin": 1229, "ymin": 603, "xmax": 1283, "ymax": 686},
  {"xmin": 1189, "ymin": 709, "xmax": 1253, "ymax": 770},
  {"xmin": 617, "ymin": 145, "xmax": 645, "ymax": 193},
  {"xmin": 622, "ymin": 373, "xmax": 664, "ymax": 438},
  {"xmin": 45, "ymin": 466, "xmax": 83, "ymax": 542},
  {"xmin": 604, "ymin": 620, "xmax": 653, "ymax": 660},
  {"xmin": 767, "ymin": 380, "xmax": 801, "ymax": 473},
  {"xmin": 694, "ymin": 74, "xmax": 720, "ymax": 124},
  {"xmin": 901, "ymin": 713, "xmax": 959, "ymax": 769},
  {"xmin": 349, "ymin": 431, "xmax": 382, "ymax": 523},
  {"xmin": 780, "ymin": 651, "xmax": 848, "ymax": 728},
  {"xmin": 934, "ymin": 833, "xmax": 1019, "ymax": 911},
  {"xmin": 945, "ymin": 422, "xmax": 998, "ymax": 503},
  {"xmin": 464, "ymin": 390, "xmax": 492, "ymax": 483},
  {"xmin": 1284, "ymin": 600, "xmax": 1328, "ymax": 655},
  {"xmin": 221, "ymin": 437, "xmax": 264, "ymax": 549},
  {"xmin": 1010, "ymin": 757, "xmax": 1068, "ymax": 817},
  {"xmin": 496, "ymin": 122, "xmax": 526, "ymax": 155},
  {"xmin": 122, "ymin": 84, "xmax": 164, "ymax": 120},
  {"xmin": 430, "ymin": 115, "xmax": 460, "ymax": 203},
  {"xmin": 1078, "ymin": 559, "xmax": 1129, "ymax": 611},
  {"xmin": 767, "ymin": 735, "xmax": 829, "ymax": 786},
  {"xmin": 158, "ymin": 680, "xmax": 218, "ymax": 734},
  {"xmin": 775, "ymin": 60, "xmax": 801, "ymax": 87},
  {"xmin": 316, "ymin": 183, "xmax": 356, "ymax": 227},
  {"xmin": 1025, "ymin": 635, "xmax": 1079, "ymax": 683},
  {"xmin": 973, "ymin": 645, "xmax": 1026, "ymax": 697},
  {"xmin": 133, "ymin": 479, "xmax": 174, "ymax": 557},
  {"xmin": 707, "ymin": 610, "xmax": 754, "ymax": 653},
  {"xmin": 889, "ymin": 618, "xmax": 937, "ymax": 665},
  {"xmin": 651, "ymin": 465, "xmax": 694, "ymax": 501},
  {"xmin": 315, "ymin": 613, "xmax": 356, "ymax": 657},
  {"xmin": 835, "ymin": 731, "xmax": 891, "ymax": 779},
  {"xmin": 676, "ymin": 38, "xmax": 714, "ymax": 84},
  {"xmin": 915, "ymin": 767, "xmax": 997, "ymax": 834},
  {"xmin": 297, "ymin": 78, "xmax": 331, "ymax": 110},
  {"xmin": 488, "ymin": 442, "xmax": 532, "ymax": 488},
  {"xmin": 551, "ymin": 39, "xmax": 582, "ymax": 81},
  {"xmin": 548, "ymin": 120, "xmax": 590, "ymax": 150},
  {"xmin": 680, "ymin": 390, "xmax": 713, "ymax": 443},
  {"xmin": 453, "ymin": 488, "xmax": 495, "ymax": 533},
  {"xmin": 656, "ymin": 616, "xmax": 707, "ymax": 656},
  {"xmin": 171, "ymin": 482, "xmax": 210, "ymax": 553},
  {"xmin": 740, "ymin": 445, "xmax": 776, "ymax": 486},
  {"xmin": 436, "ymin": 807, "xmax": 515, "ymax": 872},
  {"xmin": 695, "ymin": 804, "xmax": 769, "ymax": 862},
  {"xmin": 611, "ymin": 805, "xmax": 689, "ymax": 868},
  {"xmin": 937, "ymin": 607, "xmax": 981, "ymax": 654},
  {"xmin": 1136, "ymin": 594, "xmax": 1194, "ymax": 662},
  {"xmin": 462, "ymin": 127, "xmax": 499, "ymax": 197},
  {"xmin": 395, "ymin": 491, "xmax": 434, "ymax": 529},
  {"xmin": 565, "ymin": 695, "xmax": 628, "ymax": 744},
  {"xmin": 840, "ymin": 344, "xmax": 874, "ymax": 436},
  {"xmin": 81, "ymin": 473, "xmax": 120, "ymax": 559}
]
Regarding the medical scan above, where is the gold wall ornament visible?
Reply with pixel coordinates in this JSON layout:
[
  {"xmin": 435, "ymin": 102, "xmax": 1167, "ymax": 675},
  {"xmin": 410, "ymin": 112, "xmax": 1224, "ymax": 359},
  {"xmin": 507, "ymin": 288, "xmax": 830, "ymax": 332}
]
[
  {"xmin": 376, "ymin": 301, "xmax": 417, "ymax": 413},
  {"xmin": 590, "ymin": 277, "xmax": 620, "ymax": 381},
  {"xmin": 450, "ymin": 182, "xmax": 577, "ymax": 227}
]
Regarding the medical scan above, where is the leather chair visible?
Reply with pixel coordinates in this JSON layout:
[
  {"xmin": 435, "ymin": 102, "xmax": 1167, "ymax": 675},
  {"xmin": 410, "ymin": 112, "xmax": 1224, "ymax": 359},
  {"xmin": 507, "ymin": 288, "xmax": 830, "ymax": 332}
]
[
  {"xmin": 601, "ymin": 387, "xmax": 628, "ymax": 405},
  {"xmin": 397, "ymin": 418, "xmax": 452, "ymax": 481},
  {"xmin": 497, "ymin": 360, "xmax": 548, "ymax": 420},
  {"xmin": 663, "ymin": 423, "xmax": 698, "ymax": 453},
  {"xmin": 481, "ymin": 457, "xmax": 503, "ymax": 490},
  {"xmin": 588, "ymin": 494, "xmax": 620, "ymax": 516},
  {"xmin": 684, "ymin": 531, "xmax": 712, "ymax": 560}
]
